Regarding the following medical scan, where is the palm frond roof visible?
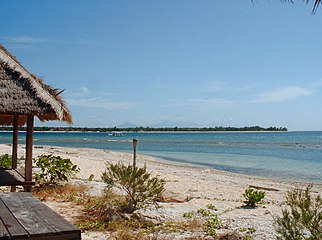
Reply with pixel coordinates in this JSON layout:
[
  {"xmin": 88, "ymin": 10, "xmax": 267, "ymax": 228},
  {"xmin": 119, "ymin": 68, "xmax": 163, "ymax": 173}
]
[{"xmin": 0, "ymin": 44, "xmax": 72, "ymax": 126}]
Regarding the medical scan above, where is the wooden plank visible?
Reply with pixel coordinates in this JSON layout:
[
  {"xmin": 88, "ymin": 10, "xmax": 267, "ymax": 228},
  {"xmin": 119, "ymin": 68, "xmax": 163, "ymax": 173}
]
[
  {"xmin": 0, "ymin": 169, "xmax": 35, "ymax": 187},
  {"xmin": 0, "ymin": 198, "xmax": 28, "ymax": 238},
  {"xmin": 26, "ymin": 231, "xmax": 81, "ymax": 240},
  {"xmin": 0, "ymin": 193, "xmax": 80, "ymax": 239},
  {"xmin": 0, "ymin": 169, "xmax": 23, "ymax": 186},
  {"xmin": 0, "ymin": 217, "xmax": 10, "ymax": 238}
]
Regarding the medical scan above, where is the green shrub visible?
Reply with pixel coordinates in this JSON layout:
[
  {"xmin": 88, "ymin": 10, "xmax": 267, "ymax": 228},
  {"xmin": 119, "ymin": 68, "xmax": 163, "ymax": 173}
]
[
  {"xmin": 183, "ymin": 207, "xmax": 221, "ymax": 237},
  {"xmin": 183, "ymin": 211, "xmax": 195, "ymax": 218},
  {"xmin": 101, "ymin": 162, "xmax": 165, "ymax": 213},
  {"xmin": 197, "ymin": 208, "xmax": 214, "ymax": 217},
  {"xmin": 274, "ymin": 185, "xmax": 322, "ymax": 240},
  {"xmin": 204, "ymin": 214, "xmax": 221, "ymax": 237},
  {"xmin": 0, "ymin": 154, "xmax": 12, "ymax": 168},
  {"xmin": 34, "ymin": 154, "xmax": 79, "ymax": 185},
  {"xmin": 206, "ymin": 204, "xmax": 218, "ymax": 211},
  {"xmin": 243, "ymin": 188, "xmax": 265, "ymax": 207}
]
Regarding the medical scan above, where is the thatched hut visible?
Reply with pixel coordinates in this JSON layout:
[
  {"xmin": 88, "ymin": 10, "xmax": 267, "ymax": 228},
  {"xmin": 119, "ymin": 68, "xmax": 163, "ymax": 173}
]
[{"xmin": 0, "ymin": 44, "xmax": 72, "ymax": 191}]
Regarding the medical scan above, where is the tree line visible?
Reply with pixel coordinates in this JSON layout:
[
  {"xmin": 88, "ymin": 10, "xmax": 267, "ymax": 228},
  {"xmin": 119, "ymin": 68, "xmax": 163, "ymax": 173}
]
[{"xmin": 0, "ymin": 126, "xmax": 288, "ymax": 132}]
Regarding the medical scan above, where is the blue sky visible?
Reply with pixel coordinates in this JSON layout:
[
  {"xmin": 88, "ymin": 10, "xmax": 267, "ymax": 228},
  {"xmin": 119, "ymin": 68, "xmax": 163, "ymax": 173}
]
[{"xmin": 1, "ymin": 1, "xmax": 322, "ymax": 130}]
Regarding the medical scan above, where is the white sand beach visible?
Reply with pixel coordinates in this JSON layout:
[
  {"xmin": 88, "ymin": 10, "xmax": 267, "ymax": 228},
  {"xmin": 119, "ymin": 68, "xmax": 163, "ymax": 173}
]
[{"xmin": 1, "ymin": 144, "xmax": 321, "ymax": 239}]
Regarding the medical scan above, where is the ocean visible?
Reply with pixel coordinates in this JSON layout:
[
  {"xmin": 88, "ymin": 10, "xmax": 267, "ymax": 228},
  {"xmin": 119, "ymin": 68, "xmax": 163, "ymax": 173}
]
[{"xmin": 0, "ymin": 131, "xmax": 321, "ymax": 182}]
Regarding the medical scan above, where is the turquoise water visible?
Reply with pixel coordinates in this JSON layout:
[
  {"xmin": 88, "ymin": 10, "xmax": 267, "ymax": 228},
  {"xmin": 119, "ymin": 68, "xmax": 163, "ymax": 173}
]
[{"xmin": 0, "ymin": 131, "xmax": 321, "ymax": 182}]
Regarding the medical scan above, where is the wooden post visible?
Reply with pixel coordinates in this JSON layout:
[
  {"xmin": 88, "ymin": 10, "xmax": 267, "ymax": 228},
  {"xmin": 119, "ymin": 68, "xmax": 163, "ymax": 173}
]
[
  {"xmin": 11, "ymin": 114, "xmax": 19, "ymax": 192},
  {"xmin": 132, "ymin": 139, "xmax": 138, "ymax": 169},
  {"xmin": 25, "ymin": 115, "xmax": 34, "ymax": 192},
  {"xmin": 12, "ymin": 114, "xmax": 19, "ymax": 169}
]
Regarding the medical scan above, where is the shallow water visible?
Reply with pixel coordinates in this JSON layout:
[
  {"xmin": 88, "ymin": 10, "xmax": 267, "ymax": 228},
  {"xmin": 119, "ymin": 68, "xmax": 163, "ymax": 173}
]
[{"xmin": 1, "ymin": 131, "xmax": 321, "ymax": 182}]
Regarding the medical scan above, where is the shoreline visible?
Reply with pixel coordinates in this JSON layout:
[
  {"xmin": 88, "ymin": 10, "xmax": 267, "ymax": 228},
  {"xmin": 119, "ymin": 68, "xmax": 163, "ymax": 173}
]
[
  {"xmin": 1, "ymin": 143, "xmax": 321, "ymax": 186},
  {"xmin": 1, "ymin": 130, "xmax": 293, "ymax": 133},
  {"xmin": 1, "ymin": 144, "xmax": 321, "ymax": 239},
  {"xmin": 1, "ymin": 131, "xmax": 321, "ymax": 184},
  {"xmin": 152, "ymin": 155, "xmax": 322, "ymax": 187}
]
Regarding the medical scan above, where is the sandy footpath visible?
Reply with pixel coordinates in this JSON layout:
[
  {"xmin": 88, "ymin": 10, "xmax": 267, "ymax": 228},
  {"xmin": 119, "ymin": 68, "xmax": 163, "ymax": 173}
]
[{"xmin": 0, "ymin": 144, "xmax": 321, "ymax": 239}]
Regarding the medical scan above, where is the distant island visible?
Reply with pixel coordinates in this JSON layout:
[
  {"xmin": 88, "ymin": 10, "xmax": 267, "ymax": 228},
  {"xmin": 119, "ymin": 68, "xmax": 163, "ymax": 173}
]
[{"xmin": 0, "ymin": 126, "xmax": 288, "ymax": 132}]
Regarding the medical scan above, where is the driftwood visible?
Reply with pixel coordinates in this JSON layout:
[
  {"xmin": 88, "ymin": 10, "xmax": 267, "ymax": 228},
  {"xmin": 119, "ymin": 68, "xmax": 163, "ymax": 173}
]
[{"xmin": 249, "ymin": 185, "xmax": 280, "ymax": 191}]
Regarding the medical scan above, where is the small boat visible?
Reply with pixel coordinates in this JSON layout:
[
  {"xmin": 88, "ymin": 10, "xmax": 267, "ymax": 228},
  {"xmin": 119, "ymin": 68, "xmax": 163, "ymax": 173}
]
[{"xmin": 108, "ymin": 131, "xmax": 124, "ymax": 136}]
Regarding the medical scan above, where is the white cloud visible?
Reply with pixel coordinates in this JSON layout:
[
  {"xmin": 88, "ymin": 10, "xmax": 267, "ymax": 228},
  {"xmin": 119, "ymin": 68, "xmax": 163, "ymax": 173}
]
[
  {"xmin": 79, "ymin": 86, "xmax": 89, "ymax": 93},
  {"xmin": 66, "ymin": 98, "xmax": 137, "ymax": 110},
  {"xmin": 207, "ymin": 81, "xmax": 224, "ymax": 92},
  {"xmin": 65, "ymin": 87, "xmax": 137, "ymax": 110},
  {"xmin": 205, "ymin": 81, "xmax": 254, "ymax": 93},
  {"xmin": 167, "ymin": 98, "xmax": 235, "ymax": 108},
  {"xmin": 312, "ymin": 80, "xmax": 322, "ymax": 88},
  {"xmin": 0, "ymin": 36, "xmax": 48, "ymax": 44},
  {"xmin": 188, "ymin": 98, "xmax": 235, "ymax": 108},
  {"xmin": 248, "ymin": 86, "xmax": 313, "ymax": 103},
  {"xmin": 66, "ymin": 86, "xmax": 116, "ymax": 98},
  {"xmin": 1, "ymin": 36, "xmax": 99, "ymax": 47}
]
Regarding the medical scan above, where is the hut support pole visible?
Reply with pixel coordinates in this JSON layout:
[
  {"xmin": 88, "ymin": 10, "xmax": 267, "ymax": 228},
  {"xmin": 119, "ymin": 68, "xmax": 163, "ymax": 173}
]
[
  {"xmin": 10, "ymin": 114, "xmax": 19, "ymax": 192},
  {"xmin": 12, "ymin": 114, "xmax": 19, "ymax": 169},
  {"xmin": 25, "ymin": 115, "xmax": 34, "ymax": 192}
]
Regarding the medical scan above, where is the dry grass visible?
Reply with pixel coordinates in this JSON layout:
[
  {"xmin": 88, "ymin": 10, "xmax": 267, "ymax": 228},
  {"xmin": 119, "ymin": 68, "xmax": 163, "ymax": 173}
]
[
  {"xmin": 185, "ymin": 218, "xmax": 203, "ymax": 231},
  {"xmin": 32, "ymin": 182, "xmax": 88, "ymax": 202},
  {"xmin": 32, "ymin": 183, "xmax": 247, "ymax": 239}
]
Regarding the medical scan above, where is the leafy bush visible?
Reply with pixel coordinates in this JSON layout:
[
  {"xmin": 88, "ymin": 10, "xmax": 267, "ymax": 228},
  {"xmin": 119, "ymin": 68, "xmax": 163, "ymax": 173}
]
[
  {"xmin": 183, "ymin": 211, "xmax": 195, "ymax": 218},
  {"xmin": 0, "ymin": 154, "xmax": 12, "ymax": 168},
  {"xmin": 34, "ymin": 154, "xmax": 79, "ymax": 185},
  {"xmin": 101, "ymin": 162, "xmax": 165, "ymax": 213},
  {"xmin": 197, "ymin": 208, "xmax": 213, "ymax": 217},
  {"xmin": 183, "ymin": 206, "xmax": 221, "ymax": 237},
  {"xmin": 243, "ymin": 188, "xmax": 265, "ymax": 207},
  {"xmin": 206, "ymin": 204, "xmax": 218, "ymax": 211},
  {"xmin": 274, "ymin": 185, "xmax": 322, "ymax": 240},
  {"xmin": 205, "ymin": 214, "xmax": 221, "ymax": 237}
]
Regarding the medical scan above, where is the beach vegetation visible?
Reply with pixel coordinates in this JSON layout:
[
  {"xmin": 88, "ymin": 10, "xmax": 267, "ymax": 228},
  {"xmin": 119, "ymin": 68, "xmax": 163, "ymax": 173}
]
[
  {"xmin": 274, "ymin": 184, "xmax": 322, "ymax": 240},
  {"xmin": 206, "ymin": 204, "xmax": 218, "ymax": 211},
  {"xmin": 0, "ymin": 154, "xmax": 12, "ymax": 168},
  {"xmin": 197, "ymin": 208, "xmax": 215, "ymax": 217},
  {"xmin": 243, "ymin": 234, "xmax": 253, "ymax": 240},
  {"xmin": 102, "ymin": 162, "xmax": 165, "ymax": 213},
  {"xmin": 183, "ymin": 207, "xmax": 222, "ymax": 237},
  {"xmin": 151, "ymin": 221, "xmax": 188, "ymax": 234},
  {"xmin": 34, "ymin": 154, "xmax": 79, "ymax": 185},
  {"xmin": 87, "ymin": 173, "xmax": 95, "ymax": 181},
  {"xmin": 76, "ymin": 190, "xmax": 158, "ymax": 237},
  {"xmin": 237, "ymin": 227, "xmax": 256, "ymax": 239},
  {"xmin": 76, "ymin": 191, "xmax": 118, "ymax": 230},
  {"xmin": 204, "ymin": 214, "xmax": 221, "ymax": 237},
  {"xmin": 243, "ymin": 188, "xmax": 265, "ymax": 207},
  {"xmin": 33, "ymin": 182, "xmax": 88, "ymax": 202},
  {"xmin": 247, "ymin": 226, "xmax": 256, "ymax": 234},
  {"xmin": 32, "ymin": 181, "xmax": 255, "ymax": 239},
  {"xmin": 111, "ymin": 226, "xmax": 145, "ymax": 240},
  {"xmin": 183, "ymin": 211, "xmax": 195, "ymax": 218}
]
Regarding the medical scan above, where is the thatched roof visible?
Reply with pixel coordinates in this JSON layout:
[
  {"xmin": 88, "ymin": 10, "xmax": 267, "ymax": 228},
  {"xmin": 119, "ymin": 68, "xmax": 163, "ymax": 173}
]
[{"xmin": 0, "ymin": 45, "xmax": 72, "ymax": 126}]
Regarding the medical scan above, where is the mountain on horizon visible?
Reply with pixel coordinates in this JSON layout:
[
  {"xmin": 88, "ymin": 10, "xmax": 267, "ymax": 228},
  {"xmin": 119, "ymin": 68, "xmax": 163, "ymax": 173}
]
[
  {"xmin": 116, "ymin": 122, "xmax": 139, "ymax": 128},
  {"xmin": 116, "ymin": 120, "xmax": 201, "ymax": 128},
  {"xmin": 149, "ymin": 120, "xmax": 201, "ymax": 128}
]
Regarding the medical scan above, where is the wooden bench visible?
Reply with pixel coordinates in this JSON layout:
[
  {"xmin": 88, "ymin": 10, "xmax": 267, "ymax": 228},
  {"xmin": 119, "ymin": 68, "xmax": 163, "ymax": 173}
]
[
  {"xmin": 0, "ymin": 192, "xmax": 81, "ymax": 239},
  {"xmin": 0, "ymin": 168, "xmax": 35, "ymax": 187}
]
